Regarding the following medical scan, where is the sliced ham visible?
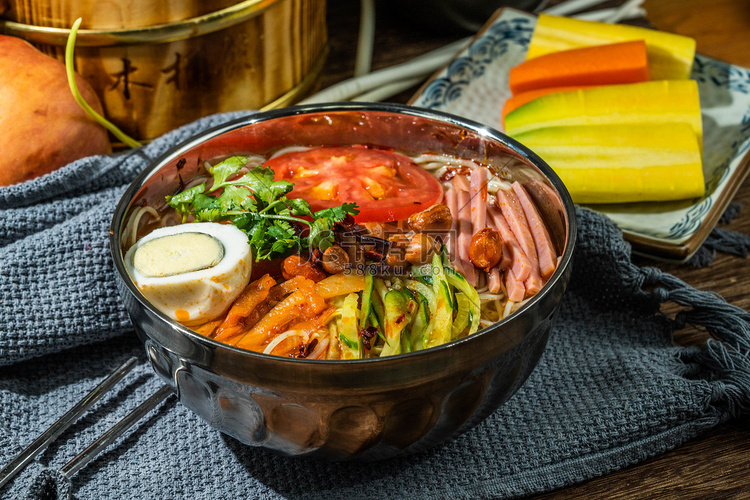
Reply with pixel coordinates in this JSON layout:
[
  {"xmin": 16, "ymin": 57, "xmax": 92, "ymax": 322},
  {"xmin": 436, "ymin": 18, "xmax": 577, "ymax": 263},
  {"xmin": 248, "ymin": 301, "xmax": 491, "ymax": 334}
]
[
  {"xmin": 457, "ymin": 189, "xmax": 477, "ymax": 286},
  {"xmin": 488, "ymin": 206, "xmax": 531, "ymax": 282},
  {"xmin": 497, "ymin": 241, "xmax": 512, "ymax": 271},
  {"xmin": 505, "ymin": 268, "xmax": 525, "ymax": 302},
  {"xmin": 445, "ymin": 188, "xmax": 467, "ymax": 276},
  {"xmin": 488, "ymin": 267, "xmax": 502, "ymax": 293},
  {"xmin": 486, "ymin": 214, "xmax": 511, "ymax": 272},
  {"xmin": 470, "ymin": 167, "xmax": 488, "ymax": 234},
  {"xmin": 451, "ymin": 173, "xmax": 471, "ymax": 192},
  {"xmin": 496, "ymin": 187, "xmax": 544, "ymax": 296},
  {"xmin": 511, "ymin": 181, "xmax": 558, "ymax": 280}
]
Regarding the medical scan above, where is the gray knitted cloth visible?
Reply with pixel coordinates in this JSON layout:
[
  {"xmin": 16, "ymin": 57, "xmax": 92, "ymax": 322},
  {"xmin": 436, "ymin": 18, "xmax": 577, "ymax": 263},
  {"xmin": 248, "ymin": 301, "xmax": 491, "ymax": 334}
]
[{"xmin": 2, "ymin": 112, "xmax": 749, "ymax": 499}]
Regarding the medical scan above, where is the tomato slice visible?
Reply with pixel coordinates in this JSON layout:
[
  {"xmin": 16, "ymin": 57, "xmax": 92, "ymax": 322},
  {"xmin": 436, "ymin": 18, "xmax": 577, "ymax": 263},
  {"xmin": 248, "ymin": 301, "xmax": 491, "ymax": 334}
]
[{"xmin": 267, "ymin": 146, "xmax": 443, "ymax": 223}]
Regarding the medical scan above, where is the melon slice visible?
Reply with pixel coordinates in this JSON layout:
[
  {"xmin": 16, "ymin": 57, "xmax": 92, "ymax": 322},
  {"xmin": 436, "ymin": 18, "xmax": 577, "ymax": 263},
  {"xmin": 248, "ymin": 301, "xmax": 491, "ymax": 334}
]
[
  {"xmin": 501, "ymin": 85, "xmax": 594, "ymax": 126},
  {"xmin": 526, "ymin": 14, "xmax": 696, "ymax": 81},
  {"xmin": 514, "ymin": 123, "xmax": 704, "ymax": 204},
  {"xmin": 504, "ymin": 80, "xmax": 702, "ymax": 143}
]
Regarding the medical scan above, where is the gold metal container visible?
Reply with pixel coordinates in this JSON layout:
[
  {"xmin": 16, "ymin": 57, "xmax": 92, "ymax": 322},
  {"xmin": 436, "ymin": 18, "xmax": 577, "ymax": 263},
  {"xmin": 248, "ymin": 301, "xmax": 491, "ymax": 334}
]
[{"xmin": 0, "ymin": 0, "xmax": 327, "ymax": 141}]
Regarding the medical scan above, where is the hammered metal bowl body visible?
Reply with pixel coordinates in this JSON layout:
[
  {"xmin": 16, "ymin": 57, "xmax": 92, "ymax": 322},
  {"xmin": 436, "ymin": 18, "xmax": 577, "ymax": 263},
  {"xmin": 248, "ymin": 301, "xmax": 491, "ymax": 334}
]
[{"xmin": 110, "ymin": 103, "xmax": 576, "ymax": 460}]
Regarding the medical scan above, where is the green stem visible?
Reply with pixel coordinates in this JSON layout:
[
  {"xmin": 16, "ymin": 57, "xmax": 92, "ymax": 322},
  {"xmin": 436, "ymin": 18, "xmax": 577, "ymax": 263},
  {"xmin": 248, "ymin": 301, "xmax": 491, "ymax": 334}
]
[
  {"xmin": 259, "ymin": 213, "xmax": 311, "ymax": 225},
  {"xmin": 65, "ymin": 18, "xmax": 142, "ymax": 149},
  {"xmin": 223, "ymin": 210, "xmax": 310, "ymax": 226},
  {"xmin": 260, "ymin": 200, "xmax": 285, "ymax": 214}
]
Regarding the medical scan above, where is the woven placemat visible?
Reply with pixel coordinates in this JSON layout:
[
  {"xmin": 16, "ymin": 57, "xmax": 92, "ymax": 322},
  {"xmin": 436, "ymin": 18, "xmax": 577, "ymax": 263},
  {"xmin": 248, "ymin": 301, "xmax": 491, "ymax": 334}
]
[{"xmin": 1, "ymin": 112, "xmax": 749, "ymax": 499}]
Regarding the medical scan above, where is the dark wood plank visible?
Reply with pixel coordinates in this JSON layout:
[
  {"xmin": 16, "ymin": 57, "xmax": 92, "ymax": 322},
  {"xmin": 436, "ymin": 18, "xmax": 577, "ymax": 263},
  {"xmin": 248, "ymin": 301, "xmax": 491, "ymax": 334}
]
[{"xmin": 321, "ymin": 1, "xmax": 750, "ymax": 497}]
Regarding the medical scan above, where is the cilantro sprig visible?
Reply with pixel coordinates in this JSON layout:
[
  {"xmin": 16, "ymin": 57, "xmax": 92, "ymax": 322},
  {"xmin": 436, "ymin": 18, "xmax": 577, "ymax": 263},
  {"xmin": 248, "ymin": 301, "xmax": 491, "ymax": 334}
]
[{"xmin": 166, "ymin": 156, "xmax": 359, "ymax": 261}]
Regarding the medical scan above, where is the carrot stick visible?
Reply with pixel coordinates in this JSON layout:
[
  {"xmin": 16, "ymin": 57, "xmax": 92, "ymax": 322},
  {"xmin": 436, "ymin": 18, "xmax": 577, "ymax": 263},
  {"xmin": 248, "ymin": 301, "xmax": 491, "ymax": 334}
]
[
  {"xmin": 192, "ymin": 316, "xmax": 225, "ymax": 338},
  {"xmin": 508, "ymin": 40, "xmax": 650, "ymax": 95},
  {"xmin": 501, "ymin": 85, "xmax": 593, "ymax": 127},
  {"xmin": 212, "ymin": 274, "xmax": 276, "ymax": 343},
  {"xmin": 272, "ymin": 275, "xmax": 315, "ymax": 296},
  {"xmin": 234, "ymin": 288, "xmax": 327, "ymax": 351},
  {"xmin": 314, "ymin": 273, "xmax": 366, "ymax": 299}
]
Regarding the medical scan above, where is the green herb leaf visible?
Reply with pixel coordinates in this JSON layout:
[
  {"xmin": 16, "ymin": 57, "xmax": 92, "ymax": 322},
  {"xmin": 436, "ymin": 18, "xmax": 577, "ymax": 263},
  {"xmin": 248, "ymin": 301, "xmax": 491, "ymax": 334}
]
[
  {"xmin": 166, "ymin": 184, "xmax": 206, "ymax": 220},
  {"xmin": 165, "ymin": 156, "xmax": 359, "ymax": 262},
  {"xmin": 209, "ymin": 156, "xmax": 248, "ymax": 190},
  {"xmin": 314, "ymin": 202, "xmax": 360, "ymax": 222},
  {"xmin": 217, "ymin": 185, "xmax": 251, "ymax": 212},
  {"xmin": 227, "ymin": 167, "xmax": 293, "ymax": 204},
  {"xmin": 286, "ymin": 198, "xmax": 314, "ymax": 217}
]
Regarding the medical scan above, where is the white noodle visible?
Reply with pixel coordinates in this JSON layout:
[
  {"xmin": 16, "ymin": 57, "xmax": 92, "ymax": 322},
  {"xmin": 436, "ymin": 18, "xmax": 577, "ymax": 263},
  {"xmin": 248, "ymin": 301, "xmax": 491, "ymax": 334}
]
[
  {"xmin": 269, "ymin": 146, "xmax": 313, "ymax": 159},
  {"xmin": 478, "ymin": 292, "xmax": 504, "ymax": 302},
  {"xmin": 326, "ymin": 322, "xmax": 340, "ymax": 360},
  {"xmin": 409, "ymin": 153, "xmax": 480, "ymax": 170},
  {"xmin": 159, "ymin": 212, "xmax": 181, "ymax": 228},
  {"xmin": 494, "ymin": 299, "xmax": 504, "ymax": 319},
  {"xmin": 503, "ymin": 301, "xmax": 515, "ymax": 319},
  {"xmin": 122, "ymin": 206, "xmax": 160, "ymax": 248},
  {"xmin": 487, "ymin": 177, "xmax": 512, "ymax": 195},
  {"xmin": 184, "ymin": 176, "xmax": 209, "ymax": 190},
  {"xmin": 244, "ymin": 154, "xmax": 267, "ymax": 168},
  {"xmin": 263, "ymin": 330, "xmax": 308, "ymax": 355},
  {"xmin": 479, "ymin": 319, "xmax": 494, "ymax": 329},
  {"xmin": 308, "ymin": 336, "xmax": 330, "ymax": 360}
]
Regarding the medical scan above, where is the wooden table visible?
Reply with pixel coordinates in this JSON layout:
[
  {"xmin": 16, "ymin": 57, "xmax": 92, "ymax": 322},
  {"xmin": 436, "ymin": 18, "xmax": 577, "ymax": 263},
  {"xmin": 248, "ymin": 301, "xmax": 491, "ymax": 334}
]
[{"xmin": 320, "ymin": 1, "xmax": 750, "ymax": 497}]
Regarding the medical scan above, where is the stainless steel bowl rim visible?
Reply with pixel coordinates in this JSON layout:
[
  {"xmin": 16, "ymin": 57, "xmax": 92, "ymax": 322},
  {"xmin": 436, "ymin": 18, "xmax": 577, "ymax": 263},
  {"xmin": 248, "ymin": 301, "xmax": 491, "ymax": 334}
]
[{"xmin": 110, "ymin": 102, "xmax": 577, "ymax": 366}]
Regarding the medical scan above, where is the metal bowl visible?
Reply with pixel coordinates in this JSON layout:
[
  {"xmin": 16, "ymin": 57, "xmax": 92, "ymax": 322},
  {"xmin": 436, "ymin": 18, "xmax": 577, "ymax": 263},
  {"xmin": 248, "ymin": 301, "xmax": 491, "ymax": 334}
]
[{"xmin": 110, "ymin": 103, "xmax": 576, "ymax": 460}]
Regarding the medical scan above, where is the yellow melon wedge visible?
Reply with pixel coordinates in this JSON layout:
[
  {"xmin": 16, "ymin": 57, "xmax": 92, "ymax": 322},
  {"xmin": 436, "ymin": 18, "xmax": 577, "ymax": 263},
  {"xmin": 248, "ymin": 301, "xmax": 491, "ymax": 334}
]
[
  {"xmin": 527, "ymin": 14, "xmax": 696, "ymax": 80},
  {"xmin": 514, "ymin": 123, "xmax": 704, "ymax": 204},
  {"xmin": 504, "ymin": 80, "xmax": 702, "ymax": 144}
]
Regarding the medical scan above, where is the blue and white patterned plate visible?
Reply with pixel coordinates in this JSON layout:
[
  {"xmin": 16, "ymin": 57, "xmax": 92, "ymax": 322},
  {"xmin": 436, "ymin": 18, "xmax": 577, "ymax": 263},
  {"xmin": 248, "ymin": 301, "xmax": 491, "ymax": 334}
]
[{"xmin": 410, "ymin": 8, "xmax": 750, "ymax": 261}]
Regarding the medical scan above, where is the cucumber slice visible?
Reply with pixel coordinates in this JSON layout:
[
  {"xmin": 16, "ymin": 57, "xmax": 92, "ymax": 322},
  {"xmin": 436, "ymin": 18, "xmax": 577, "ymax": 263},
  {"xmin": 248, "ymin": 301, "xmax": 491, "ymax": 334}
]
[
  {"xmin": 381, "ymin": 289, "xmax": 408, "ymax": 357},
  {"xmin": 359, "ymin": 272, "xmax": 374, "ymax": 330},
  {"xmin": 425, "ymin": 252, "xmax": 453, "ymax": 347},
  {"xmin": 337, "ymin": 292, "xmax": 362, "ymax": 359},
  {"xmin": 451, "ymin": 292, "xmax": 471, "ymax": 339},
  {"xmin": 408, "ymin": 298, "xmax": 429, "ymax": 351},
  {"xmin": 404, "ymin": 279, "xmax": 437, "ymax": 314},
  {"xmin": 446, "ymin": 268, "xmax": 481, "ymax": 334}
]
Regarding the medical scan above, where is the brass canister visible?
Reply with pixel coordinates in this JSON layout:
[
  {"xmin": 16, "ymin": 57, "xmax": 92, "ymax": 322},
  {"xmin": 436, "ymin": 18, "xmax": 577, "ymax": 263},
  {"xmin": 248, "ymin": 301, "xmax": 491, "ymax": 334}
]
[{"xmin": 0, "ymin": 0, "xmax": 328, "ymax": 141}]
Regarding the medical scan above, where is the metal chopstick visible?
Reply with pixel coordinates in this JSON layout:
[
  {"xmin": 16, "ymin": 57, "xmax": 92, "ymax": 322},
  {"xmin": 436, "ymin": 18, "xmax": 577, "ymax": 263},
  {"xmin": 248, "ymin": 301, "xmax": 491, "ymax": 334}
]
[
  {"xmin": 0, "ymin": 356, "xmax": 138, "ymax": 490},
  {"xmin": 60, "ymin": 384, "xmax": 173, "ymax": 478}
]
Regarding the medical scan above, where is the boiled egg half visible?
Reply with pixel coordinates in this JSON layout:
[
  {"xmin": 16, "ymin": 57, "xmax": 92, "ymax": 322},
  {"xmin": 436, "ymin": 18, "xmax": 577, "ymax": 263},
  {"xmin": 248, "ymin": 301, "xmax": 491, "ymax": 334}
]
[{"xmin": 124, "ymin": 222, "xmax": 252, "ymax": 325}]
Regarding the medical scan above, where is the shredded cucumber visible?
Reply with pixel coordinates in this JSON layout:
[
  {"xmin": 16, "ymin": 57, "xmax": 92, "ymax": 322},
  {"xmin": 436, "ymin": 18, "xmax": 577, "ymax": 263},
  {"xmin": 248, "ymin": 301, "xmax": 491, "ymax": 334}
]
[
  {"xmin": 426, "ymin": 253, "xmax": 453, "ymax": 347},
  {"xmin": 337, "ymin": 292, "xmax": 361, "ymax": 359},
  {"xmin": 451, "ymin": 292, "xmax": 471, "ymax": 339},
  {"xmin": 325, "ymin": 246, "xmax": 483, "ymax": 358},
  {"xmin": 404, "ymin": 280, "xmax": 437, "ymax": 314},
  {"xmin": 400, "ymin": 331, "xmax": 413, "ymax": 353},
  {"xmin": 359, "ymin": 272, "xmax": 374, "ymax": 330},
  {"xmin": 381, "ymin": 290, "xmax": 408, "ymax": 357},
  {"xmin": 446, "ymin": 269, "xmax": 481, "ymax": 334},
  {"xmin": 373, "ymin": 277, "xmax": 389, "ymax": 302},
  {"xmin": 408, "ymin": 298, "xmax": 429, "ymax": 350}
]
